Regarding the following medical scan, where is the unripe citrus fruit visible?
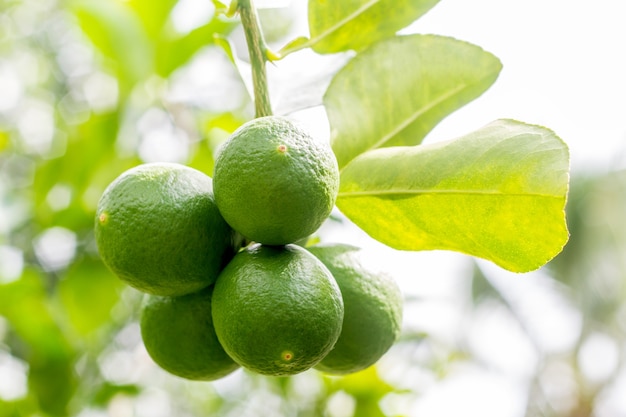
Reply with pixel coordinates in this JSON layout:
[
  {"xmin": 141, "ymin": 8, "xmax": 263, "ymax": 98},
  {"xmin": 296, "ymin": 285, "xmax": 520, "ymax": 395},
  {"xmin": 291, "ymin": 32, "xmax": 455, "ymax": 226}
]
[
  {"xmin": 213, "ymin": 116, "xmax": 339, "ymax": 245},
  {"xmin": 308, "ymin": 244, "xmax": 403, "ymax": 375},
  {"xmin": 140, "ymin": 286, "xmax": 239, "ymax": 381},
  {"xmin": 211, "ymin": 243, "xmax": 344, "ymax": 376},
  {"xmin": 95, "ymin": 163, "xmax": 241, "ymax": 296}
]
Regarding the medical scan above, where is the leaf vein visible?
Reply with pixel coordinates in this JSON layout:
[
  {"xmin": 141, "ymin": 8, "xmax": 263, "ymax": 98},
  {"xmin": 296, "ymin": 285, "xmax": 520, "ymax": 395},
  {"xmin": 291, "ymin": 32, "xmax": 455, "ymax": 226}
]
[{"xmin": 366, "ymin": 83, "xmax": 468, "ymax": 153}]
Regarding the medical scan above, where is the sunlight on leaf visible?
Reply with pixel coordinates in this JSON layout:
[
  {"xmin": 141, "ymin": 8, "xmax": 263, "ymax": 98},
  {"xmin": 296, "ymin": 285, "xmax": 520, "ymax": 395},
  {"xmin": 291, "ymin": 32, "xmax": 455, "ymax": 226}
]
[
  {"xmin": 308, "ymin": 0, "xmax": 439, "ymax": 53},
  {"xmin": 337, "ymin": 119, "xmax": 570, "ymax": 272},
  {"xmin": 325, "ymin": 34, "xmax": 502, "ymax": 169}
]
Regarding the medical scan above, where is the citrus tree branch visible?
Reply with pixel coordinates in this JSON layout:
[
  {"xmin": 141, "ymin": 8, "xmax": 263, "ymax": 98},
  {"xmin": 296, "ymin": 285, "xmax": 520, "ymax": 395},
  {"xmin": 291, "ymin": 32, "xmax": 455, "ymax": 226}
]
[{"xmin": 238, "ymin": 0, "xmax": 272, "ymax": 118}]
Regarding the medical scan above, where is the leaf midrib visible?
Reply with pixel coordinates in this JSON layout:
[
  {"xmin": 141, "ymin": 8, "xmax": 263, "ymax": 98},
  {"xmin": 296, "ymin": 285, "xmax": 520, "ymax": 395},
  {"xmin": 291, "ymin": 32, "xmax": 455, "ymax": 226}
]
[
  {"xmin": 336, "ymin": 82, "xmax": 473, "ymax": 172},
  {"xmin": 367, "ymin": 83, "xmax": 467, "ymax": 152},
  {"xmin": 338, "ymin": 189, "xmax": 563, "ymax": 198},
  {"xmin": 336, "ymin": 57, "xmax": 502, "ymax": 171}
]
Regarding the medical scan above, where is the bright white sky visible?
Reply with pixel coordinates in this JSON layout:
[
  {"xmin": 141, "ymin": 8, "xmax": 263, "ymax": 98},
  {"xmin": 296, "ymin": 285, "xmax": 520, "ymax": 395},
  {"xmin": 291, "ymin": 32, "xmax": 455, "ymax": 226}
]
[{"xmin": 408, "ymin": 0, "xmax": 626, "ymax": 175}]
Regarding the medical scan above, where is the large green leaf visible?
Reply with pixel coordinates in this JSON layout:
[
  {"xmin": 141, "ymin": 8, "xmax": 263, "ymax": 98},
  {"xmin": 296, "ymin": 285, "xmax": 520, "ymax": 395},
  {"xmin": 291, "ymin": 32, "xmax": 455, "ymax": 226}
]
[
  {"xmin": 308, "ymin": 0, "xmax": 439, "ymax": 53},
  {"xmin": 325, "ymin": 34, "xmax": 502, "ymax": 169},
  {"xmin": 336, "ymin": 119, "xmax": 570, "ymax": 272}
]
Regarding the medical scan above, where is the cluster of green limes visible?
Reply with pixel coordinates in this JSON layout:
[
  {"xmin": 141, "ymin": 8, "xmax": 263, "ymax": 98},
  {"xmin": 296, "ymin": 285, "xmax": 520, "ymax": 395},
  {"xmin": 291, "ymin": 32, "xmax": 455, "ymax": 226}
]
[{"xmin": 95, "ymin": 116, "xmax": 403, "ymax": 381}]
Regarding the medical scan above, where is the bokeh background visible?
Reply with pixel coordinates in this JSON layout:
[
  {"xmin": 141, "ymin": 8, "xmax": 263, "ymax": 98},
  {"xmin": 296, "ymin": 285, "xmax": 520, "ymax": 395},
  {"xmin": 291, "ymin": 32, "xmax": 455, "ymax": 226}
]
[{"xmin": 1, "ymin": 0, "xmax": 626, "ymax": 416}]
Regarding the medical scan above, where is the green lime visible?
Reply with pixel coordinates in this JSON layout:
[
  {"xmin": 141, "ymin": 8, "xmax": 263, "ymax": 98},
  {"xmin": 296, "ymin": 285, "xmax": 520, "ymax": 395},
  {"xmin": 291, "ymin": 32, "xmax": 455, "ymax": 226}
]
[
  {"xmin": 211, "ymin": 243, "xmax": 344, "ymax": 376},
  {"xmin": 140, "ymin": 286, "xmax": 240, "ymax": 381},
  {"xmin": 95, "ymin": 162, "xmax": 241, "ymax": 296},
  {"xmin": 308, "ymin": 244, "xmax": 403, "ymax": 375},
  {"xmin": 213, "ymin": 116, "xmax": 339, "ymax": 245}
]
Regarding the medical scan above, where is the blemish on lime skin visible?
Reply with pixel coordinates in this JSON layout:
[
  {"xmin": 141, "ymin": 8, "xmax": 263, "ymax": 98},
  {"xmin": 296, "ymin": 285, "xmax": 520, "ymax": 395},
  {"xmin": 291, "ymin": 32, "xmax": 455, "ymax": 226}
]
[{"xmin": 99, "ymin": 212, "xmax": 108, "ymax": 224}]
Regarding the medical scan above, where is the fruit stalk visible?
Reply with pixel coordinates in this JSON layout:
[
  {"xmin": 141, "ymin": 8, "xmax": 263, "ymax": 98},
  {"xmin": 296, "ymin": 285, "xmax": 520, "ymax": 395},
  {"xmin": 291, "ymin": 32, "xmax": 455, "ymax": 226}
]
[{"xmin": 238, "ymin": 0, "xmax": 273, "ymax": 118}]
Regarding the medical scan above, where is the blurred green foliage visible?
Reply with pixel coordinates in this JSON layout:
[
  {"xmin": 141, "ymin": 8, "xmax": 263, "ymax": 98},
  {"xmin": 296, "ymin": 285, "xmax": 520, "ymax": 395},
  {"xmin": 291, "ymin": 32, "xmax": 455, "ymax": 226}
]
[
  {"xmin": 1, "ymin": 1, "xmax": 625, "ymax": 416},
  {"xmin": 0, "ymin": 0, "xmax": 248, "ymax": 414}
]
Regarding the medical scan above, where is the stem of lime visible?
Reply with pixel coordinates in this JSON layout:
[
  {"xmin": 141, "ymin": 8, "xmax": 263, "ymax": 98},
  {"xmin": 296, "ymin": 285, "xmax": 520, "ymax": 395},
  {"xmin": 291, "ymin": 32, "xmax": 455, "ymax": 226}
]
[{"xmin": 238, "ymin": 0, "xmax": 273, "ymax": 118}]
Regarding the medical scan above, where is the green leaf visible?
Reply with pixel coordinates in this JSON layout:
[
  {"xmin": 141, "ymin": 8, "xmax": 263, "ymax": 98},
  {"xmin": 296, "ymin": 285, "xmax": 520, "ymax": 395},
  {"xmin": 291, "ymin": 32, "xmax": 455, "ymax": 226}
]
[
  {"xmin": 126, "ymin": 0, "xmax": 178, "ymax": 38},
  {"xmin": 155, "ymin": 17, "xmax": 237, "ymax": 77},
  {"xmin": 336, "ymin": 119, "xmax": 570, "ymax": 272},
  {"xmin": 276, "ymin": 36, "xmax": 311, "ymax": 58},
  {"xmin": 71, "ymin": 0, "xmax": 153, "ymax": 89},
  {"xmin": 92, "ymin": 383, "xmax": 141, "ymax": 406},
  {"xmin": 0, "ymin": 130, "xmax": 9, "ymax": 151},
  {"xmin": 58, "ymin": 258, "xmax": 124, "ymax": 337},
  {"xmin": 308, "ymin": 0, "xmax": 439, "ymax": 53},
  {"xmin": 0, "ymin": 269, "xmax": 77, "ymax": 416},
  {"xmin": 325, "ymin": 34, "xmax": 502, "ymax": 169},
  {"xmin": 29, "ymin": 358, "xmax": 76, "ymax": 417},
  {"xmin": 328, "ymin": 367, "xmax": 395, "ymax": 417},
  {"xmin": 0, "ymin": 269, "xmax": 74, "ymax": 359}
]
